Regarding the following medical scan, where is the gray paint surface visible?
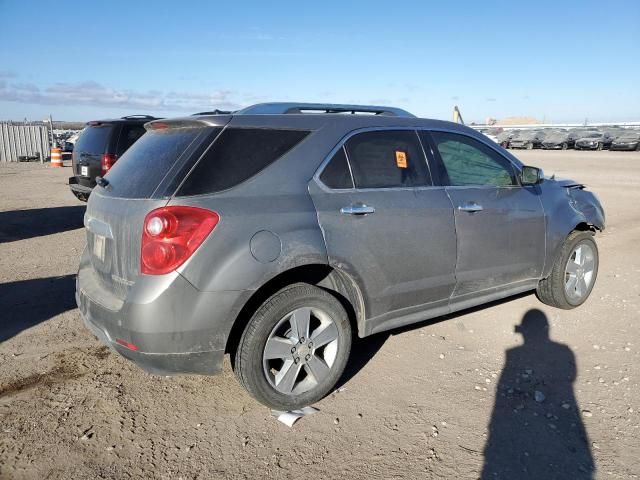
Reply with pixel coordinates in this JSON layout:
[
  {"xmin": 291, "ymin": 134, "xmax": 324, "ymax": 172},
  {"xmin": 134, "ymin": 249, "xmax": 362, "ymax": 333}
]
[{"xmin": 77, "ymin": 108, "xmax": 605, "ymax": 376}]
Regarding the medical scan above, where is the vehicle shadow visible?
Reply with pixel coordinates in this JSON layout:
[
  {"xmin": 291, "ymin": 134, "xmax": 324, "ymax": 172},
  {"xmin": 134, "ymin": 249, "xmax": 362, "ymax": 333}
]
[
  {"xmin": 0, "ymin": 206, "xmax": 85, "ymax": 243},
  {"xmin": 336, "ymin": 292, "xmax": 532, "ymax": 389},
  {"xmin": 481, "ymin": 309, "xmax": 594, "ymax": 479},
  {"xmin": 0, "ymin": 275, "xmax": 77, "ymax": 343}
]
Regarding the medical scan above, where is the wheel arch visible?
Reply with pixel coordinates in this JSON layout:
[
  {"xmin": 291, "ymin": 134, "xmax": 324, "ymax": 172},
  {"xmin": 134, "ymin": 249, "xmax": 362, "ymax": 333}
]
[{"xmin": 225, "ymin": 263, "xmax": 365, "ymax": 357}]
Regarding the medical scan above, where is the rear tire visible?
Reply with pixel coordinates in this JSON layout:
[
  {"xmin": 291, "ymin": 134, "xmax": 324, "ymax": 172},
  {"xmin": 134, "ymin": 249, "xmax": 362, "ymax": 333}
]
[
  {"xmin": 526, "ymin": 142, "xmax": 534, "ymax": 150},
  {"xmin": 536, "ymin": 231, "xmax": 599, "ymax": 309},
  {"xmin": 234, "ymin": 283, "xmax": 352, "ymax": 410},
  {"xmin": 596, "ymin": 142, "xmax": 603, "ymax": 151},
  {"xmin": 561, "ymin": 142, "xmax": 568, "ymax": 150}
]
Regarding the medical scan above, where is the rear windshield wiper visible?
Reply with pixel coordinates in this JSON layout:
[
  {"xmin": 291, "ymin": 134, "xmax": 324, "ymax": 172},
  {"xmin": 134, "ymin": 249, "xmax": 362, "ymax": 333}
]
[{"xmin": 95, "ymin": 176, "xmax": 111, "ymax": 190}]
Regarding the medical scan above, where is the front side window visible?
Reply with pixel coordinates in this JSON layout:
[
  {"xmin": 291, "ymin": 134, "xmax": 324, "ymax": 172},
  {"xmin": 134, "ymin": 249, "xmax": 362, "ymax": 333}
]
[
  {"xmin": 344, "ymin": 130, "xmax": 430, "ymax": 189},
  {"xmin": 429, "ymin": 132, "xmax": 517, "ymax": 187}
]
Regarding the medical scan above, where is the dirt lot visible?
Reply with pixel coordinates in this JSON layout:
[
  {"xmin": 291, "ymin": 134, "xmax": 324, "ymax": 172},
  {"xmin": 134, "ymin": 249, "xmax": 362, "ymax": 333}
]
[{"xmin": 1, "ymin": 150, "xmax": 639, "ymax": 479}]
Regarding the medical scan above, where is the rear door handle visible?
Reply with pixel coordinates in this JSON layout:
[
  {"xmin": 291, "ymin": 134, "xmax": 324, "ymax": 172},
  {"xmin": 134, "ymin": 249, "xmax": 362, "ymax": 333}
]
[
  {"xmin": 340, "ymin": 204, "xmax": 375, "ymax": 215},
  {"xmin": 458, "ymin": 202, "xmax": 483, "ymax": 213}
]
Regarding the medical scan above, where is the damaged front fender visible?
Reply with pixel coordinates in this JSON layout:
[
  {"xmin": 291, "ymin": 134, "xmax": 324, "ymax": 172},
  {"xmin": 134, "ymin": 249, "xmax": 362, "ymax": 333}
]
[{"xmin": 540, "ymin": 178, "xmax": 605, "ymax": 277}]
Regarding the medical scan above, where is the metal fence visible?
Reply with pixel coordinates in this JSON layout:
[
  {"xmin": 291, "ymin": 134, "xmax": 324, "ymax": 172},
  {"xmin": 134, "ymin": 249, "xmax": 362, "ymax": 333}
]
[{"xmin": 0, "ymin": 122, "xmax": 51, "ymax": 163}]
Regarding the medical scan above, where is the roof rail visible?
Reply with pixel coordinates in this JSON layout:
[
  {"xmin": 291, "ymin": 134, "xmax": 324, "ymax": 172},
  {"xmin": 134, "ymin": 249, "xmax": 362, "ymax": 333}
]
[
  {"xmin": 121, "ymin": 115, "xmax": 157, "ymax": 120},
  {"xmin": 235, "ymin": 102, "xmax": 415, "ymax": 118}
]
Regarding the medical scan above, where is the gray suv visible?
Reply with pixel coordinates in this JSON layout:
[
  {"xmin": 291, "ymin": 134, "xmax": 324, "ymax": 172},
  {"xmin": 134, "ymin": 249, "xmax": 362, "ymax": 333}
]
[{"xmin": 77, "ymin": 103, "xmax": 605, "ymax": 410}]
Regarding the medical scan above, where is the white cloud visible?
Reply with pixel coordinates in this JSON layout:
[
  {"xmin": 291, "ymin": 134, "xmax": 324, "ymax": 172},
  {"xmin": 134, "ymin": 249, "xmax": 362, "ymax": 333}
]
[{"xmin": 0, "ymin": 79, "xmax": 244, "ymax": 112}]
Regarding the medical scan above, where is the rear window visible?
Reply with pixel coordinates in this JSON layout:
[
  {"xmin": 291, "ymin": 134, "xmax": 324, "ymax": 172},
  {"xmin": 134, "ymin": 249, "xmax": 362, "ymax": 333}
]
[
  {"xmin": 177, "ymin": 128, "xmax": 310, "ymax": 196},
  {"xmin": 103, "ymin": 127, "xmax": 205, "ymax": 198},
  {"xmin": 75, "ymin": 125, "xmax": 113, "ymax": 154},
  {"xmin": 116, "ymin": 124, "xmax": 146, "ymax": 156}
]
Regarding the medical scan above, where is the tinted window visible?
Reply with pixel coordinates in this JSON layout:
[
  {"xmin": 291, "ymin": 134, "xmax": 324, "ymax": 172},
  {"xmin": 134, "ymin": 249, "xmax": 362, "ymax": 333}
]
[
  {"xmin": 430, "ymin": 132, "xmax": 516, "ymax": 187},
  {"xmin": 320, "ymin": 147, "xmax": 353, "ymax": 189},
  {"xmin": 177, "ymin": 128, "xmax": 309, "ymax": 196},
  {"xmin": 104, "ymin": 127, "xmax": 206, "ymax": 198},
  {"xmin": 116, "ymin": 124, "xmax": 146, "ymax": 156},
  {"xmin": 345, "ymin": 130, "xmax": 430, "ymax": 188},
  {"xmin": 74, "ymin": 125, "xmax": 113, "ymax": 154}
]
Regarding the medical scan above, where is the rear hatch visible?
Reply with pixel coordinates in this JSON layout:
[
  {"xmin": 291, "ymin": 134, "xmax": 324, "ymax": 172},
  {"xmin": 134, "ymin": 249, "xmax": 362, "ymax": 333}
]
[
  {"xmin": 84, "ymin": 120, "xmax": 226, "ymax": 301},
  {"xmin": 72, "ymin": 123, "xmax": 115, "ymax": 187}
]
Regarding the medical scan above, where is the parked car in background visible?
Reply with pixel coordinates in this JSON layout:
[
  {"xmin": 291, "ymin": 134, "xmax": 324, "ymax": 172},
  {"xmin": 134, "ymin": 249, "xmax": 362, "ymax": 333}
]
[
  {"xmin": 69, "ymin": 115, "xmax": 159, "ymax": 201},
  {"xmin": 542, "ymin": 130, "xmax": 578, "ymax": 150},
  {"xmin": 610, "ymin": 131, "xmax": 640, "ymax": 151},
  {"xmin": 508, "ymin": 129, "xmax": 544, "ymax": 149},
  {"xmin": 77, "ymin": 102, "xmax": 605, "ymax": 410},
  {"xmin": 497, "ymin": 130, "xmax": 514, "ymax": 148},
  {"xmin": 574, "ymin": 131, "xmax": 614, "ymax": 151}
]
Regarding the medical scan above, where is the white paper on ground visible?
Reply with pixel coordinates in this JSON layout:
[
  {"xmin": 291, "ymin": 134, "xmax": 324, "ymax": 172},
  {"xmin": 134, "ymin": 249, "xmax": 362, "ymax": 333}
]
[{"xmin": 271, "ymin": 406, "xmax": 319, "ymax": 427}]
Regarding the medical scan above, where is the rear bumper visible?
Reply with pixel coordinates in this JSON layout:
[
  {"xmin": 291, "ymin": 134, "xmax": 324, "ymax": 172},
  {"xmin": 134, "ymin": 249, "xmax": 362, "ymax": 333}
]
[
  {"xmin": 69, "ymin": 177, "xmax": 93, "ymax": 199},
  {"xmin": 76, "ymin": 248, "xmax": 251, "ymax": 376}
]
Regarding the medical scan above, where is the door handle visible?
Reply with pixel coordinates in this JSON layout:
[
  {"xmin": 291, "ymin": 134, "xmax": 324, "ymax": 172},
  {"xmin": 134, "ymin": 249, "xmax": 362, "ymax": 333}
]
[
  {"xmin": 458, "ymin": 202, "xmax": 483, "ymax": 213},
  {"xmin": 340, "ymin": 204, "xmax": 375, "ymax": 215}
]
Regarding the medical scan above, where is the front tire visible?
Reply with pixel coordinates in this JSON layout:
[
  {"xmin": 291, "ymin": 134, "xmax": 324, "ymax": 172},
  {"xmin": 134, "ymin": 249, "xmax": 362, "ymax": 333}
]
[
  {"xmin": 234, "ymin": 283, "xmax": 352, "ymax": 410},
  {"xmin": 536, "ymin": 231, "xmax": 599, "ymax": 309},
  {"xmin": 596, "ymin": 142, "xmax": 603, "ymax": 151},
  {"xmin": 526, "ymin": 142, "xmax": 534, "ymax": 150}
]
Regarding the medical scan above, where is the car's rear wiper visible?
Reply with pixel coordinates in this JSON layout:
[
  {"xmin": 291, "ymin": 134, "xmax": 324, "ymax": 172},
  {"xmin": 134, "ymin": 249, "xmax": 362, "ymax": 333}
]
[{"xmin": 95, "ymin": 176, "xmax": 111, "ymax": 190}]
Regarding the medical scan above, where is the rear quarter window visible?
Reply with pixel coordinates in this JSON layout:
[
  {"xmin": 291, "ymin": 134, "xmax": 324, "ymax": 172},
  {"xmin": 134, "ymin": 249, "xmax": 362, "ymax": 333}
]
[
  {"xmin": 74, "ymin": 125, "xmax": 113, "ymax": 154},
  {"xmin": 177, "ymin": 128, "xmax": 310, "ymax": 196},
  {"xmin": 103, "ymin": 127, "xmax": 207, "ymax": 198}
]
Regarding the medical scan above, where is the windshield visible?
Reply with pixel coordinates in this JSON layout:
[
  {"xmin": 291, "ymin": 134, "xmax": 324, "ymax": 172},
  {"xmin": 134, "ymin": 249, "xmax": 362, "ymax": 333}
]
[
  {"xmin": 544, "ymin": 132, "xmax": 568, "ymax": 141},
  {"xmin": 518, "ymin": 131, "xmax": 539, "ymax": 140},
  {"xmin": 617, "ymin": 132, "xmax": 640, "ymax": 140}
]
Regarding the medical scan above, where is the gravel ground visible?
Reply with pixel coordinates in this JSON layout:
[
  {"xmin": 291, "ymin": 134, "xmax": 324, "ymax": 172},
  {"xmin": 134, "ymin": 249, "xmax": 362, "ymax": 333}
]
[{"xmin": 1, "ymin": 151, "xmax": 639, "ymax": 479}]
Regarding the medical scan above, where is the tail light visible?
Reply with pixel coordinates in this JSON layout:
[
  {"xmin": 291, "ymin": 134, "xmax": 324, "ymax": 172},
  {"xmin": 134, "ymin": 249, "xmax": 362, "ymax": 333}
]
[
  {"xmin": 141, "ymin": 206, "xmax": 219, "ymax": 275},
  {"xmin": 101, "ymin": 153, "xmax": 118, "ymax": 175}
]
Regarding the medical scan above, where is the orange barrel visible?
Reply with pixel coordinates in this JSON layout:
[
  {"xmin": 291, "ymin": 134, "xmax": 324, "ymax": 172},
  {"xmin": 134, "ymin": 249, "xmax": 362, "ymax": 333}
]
[{"xmin": 51, "ymin": 147, "xmax": 63, "ymax": 167}]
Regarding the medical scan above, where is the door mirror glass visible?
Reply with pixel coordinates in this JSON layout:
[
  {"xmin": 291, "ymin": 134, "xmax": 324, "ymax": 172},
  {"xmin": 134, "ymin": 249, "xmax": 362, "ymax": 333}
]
[{"xmin": 521, "ymin": 166, "xmax": 544, "ymax": 185}]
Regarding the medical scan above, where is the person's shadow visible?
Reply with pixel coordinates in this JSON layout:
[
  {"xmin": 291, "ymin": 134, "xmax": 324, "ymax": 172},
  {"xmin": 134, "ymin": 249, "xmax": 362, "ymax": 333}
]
[{"xmin": 481, "ymin": 309, "xmax": 594, "ymax": 479}]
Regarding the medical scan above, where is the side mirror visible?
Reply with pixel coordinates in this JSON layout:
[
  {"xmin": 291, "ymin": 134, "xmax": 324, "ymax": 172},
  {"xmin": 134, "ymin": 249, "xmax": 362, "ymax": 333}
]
[{"xmin": 521, "ymin": 166, "xmax": 544, "ymax": 185}]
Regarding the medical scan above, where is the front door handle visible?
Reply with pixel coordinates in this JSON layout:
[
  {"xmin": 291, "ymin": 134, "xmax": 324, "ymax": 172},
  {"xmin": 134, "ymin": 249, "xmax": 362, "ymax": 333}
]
[
  {"xmin": 340, "ymin": 204, "xmax": 375, "ymax": 215},
  {"xmin": 458, "ymin": 202, "xmax": 483, "ymax": 213}
]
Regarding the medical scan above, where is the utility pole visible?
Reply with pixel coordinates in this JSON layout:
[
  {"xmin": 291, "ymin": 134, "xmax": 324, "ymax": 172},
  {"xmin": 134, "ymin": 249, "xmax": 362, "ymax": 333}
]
[{"xmin": 48, "ymin": 114, "xmax": 54, "ymax": 164}]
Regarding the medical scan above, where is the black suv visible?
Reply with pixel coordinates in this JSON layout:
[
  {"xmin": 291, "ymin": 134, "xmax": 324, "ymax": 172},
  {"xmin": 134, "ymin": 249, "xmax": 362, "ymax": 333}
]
[{"xmin": 69, "ymin": 115, "xmax": 158, "ymax": 201}]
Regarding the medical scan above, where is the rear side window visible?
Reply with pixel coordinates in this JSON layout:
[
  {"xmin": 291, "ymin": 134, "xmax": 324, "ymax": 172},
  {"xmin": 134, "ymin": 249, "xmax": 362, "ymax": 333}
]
[
  {"xmin": 75, "ymin": 125, "xmax": 113, "ymax": 154},
  {"xmin": 177, "ymin": 128, "xmax": 309, "ymax": 196},
  {"xmin": 116, "ymin": 124, "xmax": 146, "ymax": 156},
  {"xmin": 320, "ymin": 147, "xmax": 353, "ymax": 189},
  {"xmin": 104, "ymin": 127, "xmax": 205, "ymax": 198},
  {"xmin": 345, "ymin": 130, "xmax": 430, "ymax": 188}
]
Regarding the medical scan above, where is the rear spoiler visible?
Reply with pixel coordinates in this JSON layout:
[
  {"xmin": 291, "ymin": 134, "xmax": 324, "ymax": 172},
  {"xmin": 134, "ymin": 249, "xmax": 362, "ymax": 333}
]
[{"xmin": 145, "ymin": 117, "xmax": 231, "ymax": 130}]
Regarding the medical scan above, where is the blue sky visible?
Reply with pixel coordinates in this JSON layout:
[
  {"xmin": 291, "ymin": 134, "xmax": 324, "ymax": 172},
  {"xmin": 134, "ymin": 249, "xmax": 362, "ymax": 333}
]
[{"xmin": 0, "ymin": 0, "xmax": 638, "ymax": 123}]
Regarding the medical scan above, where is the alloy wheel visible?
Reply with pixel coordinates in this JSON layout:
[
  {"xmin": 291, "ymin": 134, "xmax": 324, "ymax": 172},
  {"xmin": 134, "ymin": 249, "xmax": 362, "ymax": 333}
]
[
  {"xmin": 262, "ymin": 306, "xmax": 339, "ymax": 395},
  {"xmin": 564, "ymin": 242, "xmax": 596, "ymax": 302}
]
